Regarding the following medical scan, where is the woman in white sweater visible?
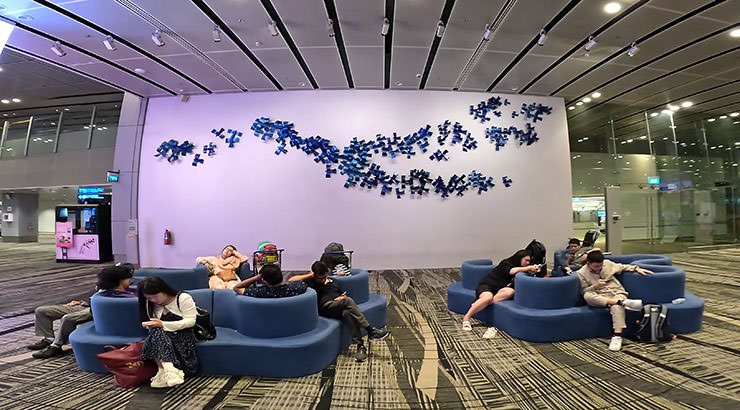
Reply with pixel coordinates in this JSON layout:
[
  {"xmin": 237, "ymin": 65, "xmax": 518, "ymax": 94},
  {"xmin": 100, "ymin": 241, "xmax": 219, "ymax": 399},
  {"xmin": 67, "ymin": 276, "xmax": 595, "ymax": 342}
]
[{"xmin": 137, "ymin": 277, "xmax": 199, "ymax": 388}]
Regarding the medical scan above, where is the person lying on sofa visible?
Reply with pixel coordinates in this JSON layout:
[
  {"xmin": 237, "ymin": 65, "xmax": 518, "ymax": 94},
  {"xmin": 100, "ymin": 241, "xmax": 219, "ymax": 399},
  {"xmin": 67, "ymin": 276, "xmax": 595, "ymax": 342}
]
[
  {"xmin": 576, "ymin": 251, "xmax": 653, "ymax": 352},
  {"xmin": 321, "ymin": 242, "xmax": 351, "ymax": 276},
  {"xmin": 240, "ymin": 264, "xmax": 307, "ymax": 298},
  {"xmin": 289, "ymin": 261, "xmax": 389, "ymax": 363},
  {"xmin": 28, "ymin": 264, "xmax": 137, "ymax": 359},
  {"xmin": 461, "ymin": 249, "xmax": 539, "ymax": 332},
  {"xmin": 196, "ymin": 245, "xmax": 248, "ymax": 290},
  {"xmin": 138, "ymin": 276, "xmax": 199, "ymax": 388}
]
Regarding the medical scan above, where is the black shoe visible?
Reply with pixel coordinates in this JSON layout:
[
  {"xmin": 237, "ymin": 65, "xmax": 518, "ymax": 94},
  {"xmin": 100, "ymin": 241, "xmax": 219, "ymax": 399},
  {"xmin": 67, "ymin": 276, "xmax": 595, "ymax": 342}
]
[
  {"xmin": 355, "ymin": 345, "xmax": 368, "ymax": 362},
  {"xmin": 27, "ymin": 339, "xmax": 52, "ymax": 351},
  {"xmin": 369, "ymin": 328, "xmax": 390, "ymax": 341},
  {"xmin": 32, "ymin": 345, "xmax": 63, "ymax": 359}
]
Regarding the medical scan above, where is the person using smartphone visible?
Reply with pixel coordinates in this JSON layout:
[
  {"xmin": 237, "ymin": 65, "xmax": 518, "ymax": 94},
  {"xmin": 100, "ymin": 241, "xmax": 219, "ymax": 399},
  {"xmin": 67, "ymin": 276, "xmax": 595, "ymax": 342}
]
[
  {"xmin": 289, "ymin": 261, "xmax": 389, "ymax": 363},
  {"xmin": 137, "ymin": 277, "xmax": 199, "ymax": 388}
]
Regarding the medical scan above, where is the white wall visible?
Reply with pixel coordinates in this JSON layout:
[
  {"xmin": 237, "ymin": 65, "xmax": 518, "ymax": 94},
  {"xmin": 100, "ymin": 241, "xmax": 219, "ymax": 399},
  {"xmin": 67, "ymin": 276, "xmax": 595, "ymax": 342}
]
[{"xmin": 138, "ymin": 90, "xmax": 572, "ymax": 270}]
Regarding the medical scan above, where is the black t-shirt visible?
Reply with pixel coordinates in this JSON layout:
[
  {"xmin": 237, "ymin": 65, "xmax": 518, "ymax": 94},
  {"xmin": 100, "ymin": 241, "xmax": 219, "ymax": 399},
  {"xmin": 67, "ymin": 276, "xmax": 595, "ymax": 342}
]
[
  {"xmin": 304, "ymin": 277, "xmax": 343, "ymax": 306},
  {"xmin": 478, "ymin": 260, "xmax": 516, "ymax": 290}
]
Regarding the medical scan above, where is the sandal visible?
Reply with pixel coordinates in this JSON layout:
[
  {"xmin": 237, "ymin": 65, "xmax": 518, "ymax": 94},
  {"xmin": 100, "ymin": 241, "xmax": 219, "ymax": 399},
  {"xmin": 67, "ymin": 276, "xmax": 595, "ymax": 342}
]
[{"xmin": 462, "ymin": 321, "xmax": 472, "ymax": 331}]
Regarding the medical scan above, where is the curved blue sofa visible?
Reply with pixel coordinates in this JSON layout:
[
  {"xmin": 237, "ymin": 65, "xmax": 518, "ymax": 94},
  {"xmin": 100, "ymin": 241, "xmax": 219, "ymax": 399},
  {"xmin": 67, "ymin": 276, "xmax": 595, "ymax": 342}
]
[
  {"xmin": 447, "ymin": 254, "xmax": 704, "ymax": 342},
  {"xmin": 132, "ymin": 262, "xmax": 252, "ymax": 291},
  {"xmin": 70, "ymin": 269, "xmax": 386, "ymax": 377}
]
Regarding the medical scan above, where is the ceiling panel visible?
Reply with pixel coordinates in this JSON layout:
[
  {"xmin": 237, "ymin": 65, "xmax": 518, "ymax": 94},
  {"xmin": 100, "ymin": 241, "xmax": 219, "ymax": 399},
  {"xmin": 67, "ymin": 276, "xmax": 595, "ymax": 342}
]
[
  {"xmin": 204, "ymin": 50, "xmax": 277, "ymax": 90},
  {"xmin": 391, "ymin": 47, "xmax": 428, "ymax": 89},
  {"xmin": 393, "ymin": 0, "xmax": 445, "ymax": 48},
  {"xmin": 492, "ymin": 54, "xmax": 557, "ymax": 93},
  {"xmin": 425, "ymin": 0, "xmax": 503, "ymax": 89},
  {"xmin": 301, "ymin": 48, "xmax": 347, "ymax": 89},
  {"xmin": 345, "ymin": 46, "xmax": 383, "ymax": 88},
  {"xmin": 272, "ymin": 0, "xmax": 333, "ymax": 47},
  {"xmin": 461, "ymin": 0, "xmax": 570, "ymax": 90},
  {"xmin": 528, "ymin": 6, "xmax": 684, "ymax": 96},
  {"xmin": 334, "ymin": 0, "xmax": 383, "ymax": 88},
  {"xmin": 251, "ymin": 48, "xmax": 309, "ymax": 90}
]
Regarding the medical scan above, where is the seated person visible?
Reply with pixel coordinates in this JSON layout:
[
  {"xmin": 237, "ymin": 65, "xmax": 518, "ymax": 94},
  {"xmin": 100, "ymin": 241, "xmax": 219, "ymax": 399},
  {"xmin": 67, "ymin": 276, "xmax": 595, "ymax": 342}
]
[
  {"xmin": 321, "ymin": 242, "xmax": 351, "ymax": 276},
  {"xmin": 289, "ymin": 261, "xmax": 389, "ymax": 363},
  {"xmin": 239, "ymin": 264, "xmax": 307, "ymax": 298},
  {"xmin": 28, "ymin": 264, "xmax": 137, "ymax": 359},
  {"xmin": 576, "ymin": 251, "xmax": 653, "ymax": 351},
  {"xmin": 556, "ymin": 239, "xmax": 599, "ymax": 276},
  {"xmin": 196, "ymin": 245, "xmax": 248, "ymax": 290},
  {"xmin": 461, "ymin": 250, "xmax": 539, "ymax": 331}
]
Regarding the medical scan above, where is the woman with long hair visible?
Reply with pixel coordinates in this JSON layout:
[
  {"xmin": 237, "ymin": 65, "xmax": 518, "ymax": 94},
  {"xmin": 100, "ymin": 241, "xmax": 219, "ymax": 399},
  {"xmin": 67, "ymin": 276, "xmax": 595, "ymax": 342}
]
[
  {"xmin": 196, "ymin": 245, "xmax": 248, "ymax": 290},
  {"xmin": 461, "ymin": 249, "xmax": 539, "ymax": 331},
  {"xmin": 138, "ymin": 277, "xmax": 199, "ymax": 388}
]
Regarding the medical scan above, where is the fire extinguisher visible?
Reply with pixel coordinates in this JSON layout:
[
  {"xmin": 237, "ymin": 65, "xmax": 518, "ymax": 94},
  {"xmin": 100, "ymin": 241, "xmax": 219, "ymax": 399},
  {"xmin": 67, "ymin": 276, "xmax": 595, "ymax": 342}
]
[{"xmin": 164, "ymin": 229, "xmax": 172, "ymax": 245}]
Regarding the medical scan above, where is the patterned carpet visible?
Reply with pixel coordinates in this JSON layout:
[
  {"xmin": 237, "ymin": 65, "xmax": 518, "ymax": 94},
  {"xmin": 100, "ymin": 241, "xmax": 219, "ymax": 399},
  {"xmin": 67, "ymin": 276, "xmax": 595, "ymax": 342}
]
[{"xmin": 1, "ymin": 240, "xmax": 740, "ymax": 409}]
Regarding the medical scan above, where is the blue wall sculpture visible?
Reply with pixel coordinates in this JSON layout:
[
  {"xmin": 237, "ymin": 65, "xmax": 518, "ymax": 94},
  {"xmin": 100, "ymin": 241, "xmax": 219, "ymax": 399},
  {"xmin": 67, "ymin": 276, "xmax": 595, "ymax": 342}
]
[{"xmin": 156, "ymin": 96, "xmax": 553, "ymax": 199}]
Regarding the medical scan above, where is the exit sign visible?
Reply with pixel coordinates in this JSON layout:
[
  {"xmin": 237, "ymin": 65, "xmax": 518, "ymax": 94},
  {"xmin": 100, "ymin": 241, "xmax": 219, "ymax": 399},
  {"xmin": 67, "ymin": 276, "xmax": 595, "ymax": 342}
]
[{"xmin": 648, "ymin": 177, "xmax": 660, "ymax": 184}]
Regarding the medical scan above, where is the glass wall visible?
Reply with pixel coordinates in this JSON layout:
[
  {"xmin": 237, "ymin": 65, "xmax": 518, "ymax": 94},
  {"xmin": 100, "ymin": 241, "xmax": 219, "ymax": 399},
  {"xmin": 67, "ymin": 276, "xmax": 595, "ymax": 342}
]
[
  {"xmin": 0, "ymin": 99, "xmax": 122, "ymax": 159},
  {"xmin": 570, "ymin": 106, "xmax": 740, "ymax": 253}
]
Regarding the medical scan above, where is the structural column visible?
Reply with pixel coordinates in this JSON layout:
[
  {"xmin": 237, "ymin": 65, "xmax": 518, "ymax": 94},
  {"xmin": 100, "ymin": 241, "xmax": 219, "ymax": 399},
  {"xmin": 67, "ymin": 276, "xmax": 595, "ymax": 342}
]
[
  {"xmin": 1, "ymin": 192, "xmax": 39, "ymax": 242},
  {"xmin": 111, "ymin": 93, "xmax": 147, "ymax": 264}
]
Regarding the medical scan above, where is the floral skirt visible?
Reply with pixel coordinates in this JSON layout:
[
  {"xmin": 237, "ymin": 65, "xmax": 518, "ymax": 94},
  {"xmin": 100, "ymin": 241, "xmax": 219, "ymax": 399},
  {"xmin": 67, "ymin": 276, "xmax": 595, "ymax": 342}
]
[{"xmin": 141, "ymin": 327, "xmax": 199, "ymax": 376}]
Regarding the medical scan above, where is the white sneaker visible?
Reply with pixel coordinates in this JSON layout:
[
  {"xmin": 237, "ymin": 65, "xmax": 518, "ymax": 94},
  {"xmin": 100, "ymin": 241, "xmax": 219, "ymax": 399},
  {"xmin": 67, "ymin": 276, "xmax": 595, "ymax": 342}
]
[
  {"xmin": 622, "ymin": 299, "xmax": 643, "ymax": 311},
  {"xmin": 608, "ymin": 336, "xmax": 623, "ymax": 351},
  {"xmin": 150, "ymin": 369, "xmax": 168, "ymax": 388},
  {"xmin": 482, "ymin": 327, "xmax": 498, "ymax": 339},
  {"xmin": 165, "ymin": 369, "xmax": 184, "ymax": 387}
]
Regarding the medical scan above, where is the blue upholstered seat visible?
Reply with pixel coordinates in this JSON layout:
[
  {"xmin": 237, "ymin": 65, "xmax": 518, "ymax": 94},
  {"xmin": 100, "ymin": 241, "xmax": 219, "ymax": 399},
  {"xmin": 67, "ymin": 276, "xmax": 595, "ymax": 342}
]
[
  {"xmin": 132, "ymin": 266, "xmax": 210, "ymax": 290},
  {"xmin": 447, "ymin": 255, "xmax": 704, "ymax": 342},
  {"xmin": 70, "ymin": 268, "xmax": 386, "ymax": 377}
]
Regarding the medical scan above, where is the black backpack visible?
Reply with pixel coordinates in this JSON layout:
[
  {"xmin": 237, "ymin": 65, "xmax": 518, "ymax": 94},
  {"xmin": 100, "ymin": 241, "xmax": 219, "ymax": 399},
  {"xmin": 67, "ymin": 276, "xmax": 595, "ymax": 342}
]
[
  {"xmin": 634, "ymin": 304, "xmax": 673, "ymax": 343},
  {"xmin": 525, "ymin": 239, "xmax": 547, "ymax": 277}
]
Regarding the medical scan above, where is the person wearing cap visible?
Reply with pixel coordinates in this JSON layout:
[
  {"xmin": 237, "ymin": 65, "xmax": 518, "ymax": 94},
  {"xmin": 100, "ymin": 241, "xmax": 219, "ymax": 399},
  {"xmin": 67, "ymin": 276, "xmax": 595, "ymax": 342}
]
[
  {"xmin": 321, "ymin": 242, "xmax": 351, "ymax": 276},
  {"xmin": 27, "ymin": 264, "xmax": 138, "ymax": 359}
]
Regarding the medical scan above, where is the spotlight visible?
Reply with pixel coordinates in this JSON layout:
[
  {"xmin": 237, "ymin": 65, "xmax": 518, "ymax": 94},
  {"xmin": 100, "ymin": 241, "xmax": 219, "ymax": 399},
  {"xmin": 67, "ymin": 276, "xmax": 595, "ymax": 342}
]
[
  {"xmin": 103, "ymin": 35, "xmax": 116, "ymax": 51},
  {"xmin": 436, "ymin": 21, "xmax": 445, "ymax": 38},
  {"xmin": 51, "ymin": 41, "xmax": 66, "ymax": 57},
  {"xmin": 483, "ymin": 24, "xmax": 491, "ymax": 41},
  {"xmin": 584, "ymin": 36, "xmax": 597, "ymax": 51},
  {"xmin": 268, "ymin": 20, "xmax": 279, "ymax": 36},
  {"xmin": 604, "ymin": 2, "xmax": 622, "ymax": 14},
  {"xmin": 327, "ymin": 19, "xmax": 334, "ymax": 38},
  {"xmin": 627, "ymin": 42, "xmax": 639, "ymax": 57},
  {"xmin": 151, "ymin": 29, "xmax": 165, "ymax": 47},
  {"xmin": 680, "ymin": 101, "xmax": 693, "ymax": 108},
  {"xmin": 381, "ymin": 18, "xmax": 390, "ymax": 36},
  {"xmin": 591, "ymin": 92, "xmax": 601, "ymax": 98},
  {"xmin": 537, "ymin": 29, "xmax": 547, "ymax": 46},
  {"xmin": 212, "ymin": 26, "xmax": 221, "ymax": 42}
]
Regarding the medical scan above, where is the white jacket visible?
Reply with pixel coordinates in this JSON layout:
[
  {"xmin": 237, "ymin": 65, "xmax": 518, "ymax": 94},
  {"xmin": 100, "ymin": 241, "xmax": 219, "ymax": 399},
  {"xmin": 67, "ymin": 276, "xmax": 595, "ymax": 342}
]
[{"xmin": 149, "ymin": 293, "xmax": 197, "ymax": 333}]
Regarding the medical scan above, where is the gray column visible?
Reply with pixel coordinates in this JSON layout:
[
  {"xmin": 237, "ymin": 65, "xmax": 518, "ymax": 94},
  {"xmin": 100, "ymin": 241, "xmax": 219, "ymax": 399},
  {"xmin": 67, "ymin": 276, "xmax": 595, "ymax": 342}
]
[
  {"xmin": 605, "ymin": 186, "xmax": 622, "ymax": 254},
  {"xmin": 1, "ymin": 192, "xmax": 39, "ymax": 242},
  {"xmin": 111, "ymin": 93, "xmax": 148, "ymax": 264}
]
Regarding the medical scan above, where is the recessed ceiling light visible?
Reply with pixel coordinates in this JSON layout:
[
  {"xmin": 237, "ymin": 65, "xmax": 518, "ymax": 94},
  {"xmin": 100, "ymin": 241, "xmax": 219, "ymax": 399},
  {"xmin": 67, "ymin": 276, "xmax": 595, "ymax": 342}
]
[
  {"xmin": 661, "ymin": 109, "xmax": 672, "ymax": 115},
  {"xmin": 680, "ymin": 101, "xmax": 693, "ymax": 108},
  {"xmin": 730, "ymin": 112, "xmax": 739, "ymax": 117},
  {"xmin": 64, "ymin": 108, "xmax": 70, "ymax": 111},
  {"xmin": 568, "ymin": 106, "xmax": 575, "ymax": 110},
  {"xmin": 650, "ymin": 112, "xmax": 658, "ymax": 117},
  {"xmin": 604, "ymin": 3, "xmax": 622, "ymax": 14},
  {"xmin": 0, "ymin": 67, "xmax": 3, "ymax": 72},
  {"xmin": 17, "ymin": 15, "xmax": 33, "ymax": 21},
  {"xmin": 299, "ymin": 82, "xmax": 306, "ymax": 87},
  {"xmin": 576, "ymin": 101, "xmax": 583, "ymax": 106},
  {"xmin": 1, "ymin": 99, "xmax": 9, "ymax": 104},
  {"xmin": 707, "ymin": 118, "xmax": 716, "ymax": 122},
  {"xmin": 668, "ymin": 104, "xmax": 679, "ymax": 111},
  {"xmin": 11, "ymin": 98, "xmax": 20, "ymax": 103},
  {"xmin": 395, "ymin": 81, "xmax": 403, "ymax": 86},
  {"xmin": 591, "ymin": 92, "xmax": 601, "ymax": 98},
  {"xmin": 134, "ymin": 68, "xmax": 146, "ymax": 74},
  {"xmin": 720, "ymin": 115, "xmax": 728, "ymax": 119},
  {"xmin": 731, "ymin": 29, "xmax": 740, "ymax": 38},
  {"xmin": 255, "ymin": 41, "xmax": 262, "ymax": 47},
  {"xmin": 582, "ymin": 97, "xmax": 591, "ymax": 103}
]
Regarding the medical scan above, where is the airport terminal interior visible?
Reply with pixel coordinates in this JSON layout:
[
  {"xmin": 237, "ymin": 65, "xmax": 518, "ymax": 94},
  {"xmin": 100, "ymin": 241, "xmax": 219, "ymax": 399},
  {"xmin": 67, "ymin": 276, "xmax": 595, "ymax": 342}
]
[{"xmin": 1, "ymin": 1, "xmax": 740, "ymax": 409}]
